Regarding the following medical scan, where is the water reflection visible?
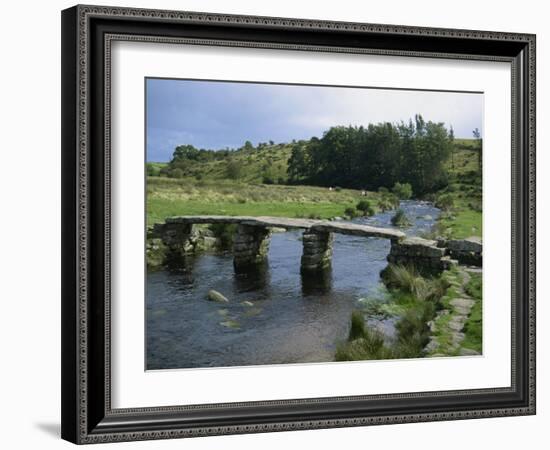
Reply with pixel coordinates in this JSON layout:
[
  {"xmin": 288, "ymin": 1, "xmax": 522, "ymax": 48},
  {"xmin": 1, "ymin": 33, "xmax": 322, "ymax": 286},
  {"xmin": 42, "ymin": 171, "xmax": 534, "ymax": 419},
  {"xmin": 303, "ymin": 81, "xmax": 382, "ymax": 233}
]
[{"xmin": 301, "ymin": 269, "xmax": 333, "ymax": 296}]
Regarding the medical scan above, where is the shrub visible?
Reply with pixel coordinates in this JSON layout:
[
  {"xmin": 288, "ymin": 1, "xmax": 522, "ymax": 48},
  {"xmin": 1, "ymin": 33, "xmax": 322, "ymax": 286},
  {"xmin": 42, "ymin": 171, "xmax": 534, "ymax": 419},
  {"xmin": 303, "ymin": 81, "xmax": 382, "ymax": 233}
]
[
  {"xmin": 262, "ymin": 175, "xmax": 275, "ymax": 184},
  {"xmin": 169, "ymin": 168, "xmax": 184, "ymax": 178},
  {"xmin": 334, "ymin": 186, "xmax": 342, "ymax": 192},
  {"xmin": 344, "ymin": 207, "xmax": 357, "ymax": 218},
  {"xmin": 391, "ymin": 208, "xmax": 411, "ymax": 227},
  {"xmin": 225, "ymin": 160, "xmax": 242, "ymax": 179},
  {"xmin": 146, "ymin": 164, "xmax": 161, "ymax": 177},
  {"xmin": 435, "ymin": 193, "xmax": 455, "ymax": 211},
  {"xmin": 378, "ymin": 193, "xmax": 400, "ymax": 211},
  {"xmin": 392, "ymin": 182, "xmax": 413, "ymax": 200},
  {"xmin": 378, "ymin": 186, "xmax": 389, "ymax": 194},
  {"xmin": 356, "ymin": 200, "xmax": 375, "ymax": 216}
]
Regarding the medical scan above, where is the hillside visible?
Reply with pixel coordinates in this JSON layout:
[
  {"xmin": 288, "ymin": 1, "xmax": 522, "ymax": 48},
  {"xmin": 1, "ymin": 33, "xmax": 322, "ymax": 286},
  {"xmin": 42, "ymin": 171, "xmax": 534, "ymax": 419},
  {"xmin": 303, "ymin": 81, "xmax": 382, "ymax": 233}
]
[
  {"xmin": 147, "ymin": 143, "xmax": 294, "ymax": 184},
  {"xmin": 146, "ymin": 139, "xmax": 482, "ymax": 237}
]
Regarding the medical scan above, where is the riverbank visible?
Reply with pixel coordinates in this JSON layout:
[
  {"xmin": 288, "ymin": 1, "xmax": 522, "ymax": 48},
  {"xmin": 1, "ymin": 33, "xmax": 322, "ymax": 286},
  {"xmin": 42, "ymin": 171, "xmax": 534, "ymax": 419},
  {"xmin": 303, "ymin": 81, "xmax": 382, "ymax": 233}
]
[{"xmin": 336, "ymin": 263, "xmax": 482, "ymax": 361}]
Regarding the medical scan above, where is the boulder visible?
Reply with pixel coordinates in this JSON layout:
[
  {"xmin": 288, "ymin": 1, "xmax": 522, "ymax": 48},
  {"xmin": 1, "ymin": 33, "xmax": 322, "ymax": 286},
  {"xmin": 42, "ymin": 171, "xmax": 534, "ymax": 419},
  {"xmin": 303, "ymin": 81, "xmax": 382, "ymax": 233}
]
[{"xmin": 207, "ymin": 289, "xmax": 229, "ymax": 303}]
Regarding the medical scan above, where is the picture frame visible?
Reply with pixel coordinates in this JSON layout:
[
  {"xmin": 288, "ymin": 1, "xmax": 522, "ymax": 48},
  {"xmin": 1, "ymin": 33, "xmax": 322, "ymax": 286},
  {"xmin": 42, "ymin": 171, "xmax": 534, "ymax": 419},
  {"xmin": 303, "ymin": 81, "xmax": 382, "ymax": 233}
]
[{"xmin": 61, "ymin": 4, "xmax": 536, "ymax": 444}]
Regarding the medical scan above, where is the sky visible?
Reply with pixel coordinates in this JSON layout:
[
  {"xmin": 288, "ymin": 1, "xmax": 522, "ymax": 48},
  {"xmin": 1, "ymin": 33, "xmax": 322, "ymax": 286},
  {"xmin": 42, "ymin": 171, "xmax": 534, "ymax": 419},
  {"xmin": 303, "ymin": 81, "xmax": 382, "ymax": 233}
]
[{"xmin": 146, "ymin": 78, "xmax": 483, "ymax": 162}]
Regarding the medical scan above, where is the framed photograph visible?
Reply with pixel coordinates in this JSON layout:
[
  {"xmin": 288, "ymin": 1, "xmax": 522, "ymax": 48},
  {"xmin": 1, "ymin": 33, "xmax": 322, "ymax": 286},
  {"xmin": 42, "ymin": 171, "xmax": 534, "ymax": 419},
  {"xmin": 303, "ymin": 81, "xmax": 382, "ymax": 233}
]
[{"xmin": 61, "ymin": 4, "xmax": 536, "ymax": 444}]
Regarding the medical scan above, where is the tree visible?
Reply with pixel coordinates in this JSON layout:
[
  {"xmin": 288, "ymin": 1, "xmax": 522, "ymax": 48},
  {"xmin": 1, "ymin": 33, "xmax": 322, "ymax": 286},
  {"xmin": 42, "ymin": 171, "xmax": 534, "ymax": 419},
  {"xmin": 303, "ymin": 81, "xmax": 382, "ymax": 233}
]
[
  {"xmin": 449, "ymin": 125, "xmax": 455, "ymax": 170},
  {"xmin": 172, "ymin": 144, "xmax": 199, "ymax": 161},
  {"xmin": 243, "ymin": 140, "xmax": 254, "ymax": 152},
  {"xmin": 473, "ymin": 128, "xmax": 482, "ymax": 172}
]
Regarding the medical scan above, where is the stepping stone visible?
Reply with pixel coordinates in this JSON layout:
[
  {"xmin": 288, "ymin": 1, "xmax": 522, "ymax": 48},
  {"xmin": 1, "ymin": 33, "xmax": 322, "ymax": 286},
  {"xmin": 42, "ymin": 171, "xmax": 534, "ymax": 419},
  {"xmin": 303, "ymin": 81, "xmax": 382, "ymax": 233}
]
[
  {"xmin": 448, "ymin": 317, "xmax": 466, "ymax": 332},
  {"xmin": 459, "ymin": 348, "xmax": 480, "ymax": 356},
  {"xmin": 450, "ymin": 298, "xmax": 475, "ymax": 311}
]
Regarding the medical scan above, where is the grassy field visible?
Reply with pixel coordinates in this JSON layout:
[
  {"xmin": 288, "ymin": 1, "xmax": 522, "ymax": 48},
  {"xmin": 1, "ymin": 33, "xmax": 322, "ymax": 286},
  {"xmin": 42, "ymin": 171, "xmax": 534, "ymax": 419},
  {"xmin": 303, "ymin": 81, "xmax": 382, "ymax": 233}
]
[
  {"xmin": 147, "ymin": 139, "xmax": 482, "ymax": 238},
  {"xmin": 435, "ymin": 140, "xmax": 482, "ymax": 239},
  {"xmin": 146, "ymin": 177, "xmax": 378, "ymax": 226}
]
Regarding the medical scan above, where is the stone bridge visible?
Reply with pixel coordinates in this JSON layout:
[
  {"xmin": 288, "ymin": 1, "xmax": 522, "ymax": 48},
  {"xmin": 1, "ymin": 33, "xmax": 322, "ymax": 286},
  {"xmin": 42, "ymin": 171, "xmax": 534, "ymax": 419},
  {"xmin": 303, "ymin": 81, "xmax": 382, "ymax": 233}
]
[{"xmin": 152, "ymin": 215, "xmax": 471, "ymax": 274}]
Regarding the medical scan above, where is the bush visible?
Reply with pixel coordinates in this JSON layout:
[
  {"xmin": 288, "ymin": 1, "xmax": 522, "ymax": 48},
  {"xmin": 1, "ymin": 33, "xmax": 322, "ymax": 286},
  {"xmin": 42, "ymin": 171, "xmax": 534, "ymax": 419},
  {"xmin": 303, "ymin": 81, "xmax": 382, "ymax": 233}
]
[
  {"xmin": 226, "ymin": 160, "xmax": 242, "ymax": 180},
  {"xmin": 344, "ymin": 207, "xmax": 357, "ymax": 218},
  {"xmin": 377, "ymin": 193, "xmax": 400, "ymax": 211},
  {"xmin": 392, "ymin": 182, "xmax": 413, "ymax": 200},
  {"xmin": 435, "ymin": 193, "xmax": 455, "ymax": 211},
  {"xmin": 146, "ymin": 164, "xmax": 161, "ymax": 177},
  {"xmin": 378, "ymin": 186, "xmax": 389, "ymax": 194},
  {"xmin": 356, "ymin": 200, "xmax": 375, "ymax": 216},
  {"xmin": 262, "ymin": 176, "xmax": 275, "ymax": 184},
  {"xmin": 169, "ymin": 168, "xmax": 184, "ymax": 179},
  {"xmin": 390, "ymin": 208, "xmax": 411, "ymax": 227}
]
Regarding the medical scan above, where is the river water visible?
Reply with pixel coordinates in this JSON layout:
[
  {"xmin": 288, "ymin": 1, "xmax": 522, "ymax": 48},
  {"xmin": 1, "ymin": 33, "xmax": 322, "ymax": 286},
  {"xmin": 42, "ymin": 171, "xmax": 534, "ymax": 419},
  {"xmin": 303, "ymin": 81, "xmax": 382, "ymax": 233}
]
[{"xmin": 146, "ymin": 200, "xmax": 440, "ymax": 370}]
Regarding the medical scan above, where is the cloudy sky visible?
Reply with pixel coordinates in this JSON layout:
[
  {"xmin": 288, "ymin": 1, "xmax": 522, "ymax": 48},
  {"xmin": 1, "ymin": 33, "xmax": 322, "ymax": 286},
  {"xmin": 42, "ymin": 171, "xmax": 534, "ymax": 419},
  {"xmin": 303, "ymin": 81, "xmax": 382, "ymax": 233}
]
[{"xmin": 146, "ymin": 78, "xmax": 483, "ymax": 162}]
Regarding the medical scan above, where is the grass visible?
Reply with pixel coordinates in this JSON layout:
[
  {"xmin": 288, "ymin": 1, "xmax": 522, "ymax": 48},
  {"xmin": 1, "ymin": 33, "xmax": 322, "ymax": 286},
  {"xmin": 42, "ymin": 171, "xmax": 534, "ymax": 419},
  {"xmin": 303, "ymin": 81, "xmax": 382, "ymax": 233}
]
[
  {"xmin": 436, "ymin": 200, "xmax": 482, "ymax": 239},
  {"xmin": 462, "ymin": 272, "xmax": 483, "ymax": 352},
  {"xmin": 336, "ymin": 264, "xmax": 448, "ymax": 361},
  {"xmin": 146, "ymin": 177, "xmax": 383, "ymax": 226},
  {"xmin": 426, "ymin": 267, "xmax": 483, "ymax": 355},
  {"xmin": 433, "ymin": 142, "xmax": 482, "ymax": 239}
]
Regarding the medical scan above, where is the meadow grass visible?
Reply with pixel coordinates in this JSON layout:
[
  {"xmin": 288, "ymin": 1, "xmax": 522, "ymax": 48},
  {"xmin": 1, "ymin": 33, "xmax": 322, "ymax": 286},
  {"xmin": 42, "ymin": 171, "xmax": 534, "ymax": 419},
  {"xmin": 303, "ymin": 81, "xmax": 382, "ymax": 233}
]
[
  {"xmin": 336, "ymin": 264, "xmax": 447, "ymax": 361},
  {"xmin": 462, "ymin": 272, "xmax": 483, "ymax": 352},
  {"xmin": 146, "ymin": 177, "xmax": 379, "ymax": 225}
]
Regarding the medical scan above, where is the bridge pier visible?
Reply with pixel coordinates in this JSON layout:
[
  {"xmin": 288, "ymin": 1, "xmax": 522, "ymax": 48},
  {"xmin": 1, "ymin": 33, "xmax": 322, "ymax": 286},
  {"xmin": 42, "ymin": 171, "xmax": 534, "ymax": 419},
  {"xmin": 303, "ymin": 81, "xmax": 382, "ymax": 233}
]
[
  {"xmin": 154, "ymin": 222, "xmax": 194, "ymax": 258},
  {"xmin": 233, "ymin": 225, "xmax": 271, "ymax": 270},
  {"xmin": 301, "ymin": 231, "xmax": 333, "ymax": 273}
]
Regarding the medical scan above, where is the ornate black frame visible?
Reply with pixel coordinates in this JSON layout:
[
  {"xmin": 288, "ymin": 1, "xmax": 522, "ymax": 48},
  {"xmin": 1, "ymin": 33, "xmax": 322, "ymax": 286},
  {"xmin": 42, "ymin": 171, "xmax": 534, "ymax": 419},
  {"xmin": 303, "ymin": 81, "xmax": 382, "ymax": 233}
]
[{"xmin": 61, "ymin": 4, "xmax": 536, "ymax": 444}]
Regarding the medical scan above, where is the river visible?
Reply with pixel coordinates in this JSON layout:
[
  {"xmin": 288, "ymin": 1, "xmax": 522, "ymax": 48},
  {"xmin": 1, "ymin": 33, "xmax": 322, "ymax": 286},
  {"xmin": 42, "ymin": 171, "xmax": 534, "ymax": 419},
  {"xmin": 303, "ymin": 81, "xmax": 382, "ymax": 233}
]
[{"xmin": 146, "ymin": 200, "xmax": 440, "ymax": 370}]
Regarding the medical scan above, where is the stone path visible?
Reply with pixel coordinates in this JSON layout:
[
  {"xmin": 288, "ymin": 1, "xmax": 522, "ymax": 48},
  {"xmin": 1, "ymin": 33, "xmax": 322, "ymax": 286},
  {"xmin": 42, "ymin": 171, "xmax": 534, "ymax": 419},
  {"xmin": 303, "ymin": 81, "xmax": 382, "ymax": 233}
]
[{"xmin": 425, "ymin": 267, "xmax": 480, "ymax": 357}]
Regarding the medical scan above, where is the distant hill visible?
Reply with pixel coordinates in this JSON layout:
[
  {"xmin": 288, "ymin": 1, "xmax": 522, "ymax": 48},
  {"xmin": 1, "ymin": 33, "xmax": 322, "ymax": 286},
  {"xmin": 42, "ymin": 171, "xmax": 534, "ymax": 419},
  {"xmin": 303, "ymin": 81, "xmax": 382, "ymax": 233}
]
[
  {"xmin": 147, "ymin": 138, "xmax": 480, "ymax": 185},
  {"xmin": 147, "ymin": 142, "xmax": 294, "ymax": 184}
]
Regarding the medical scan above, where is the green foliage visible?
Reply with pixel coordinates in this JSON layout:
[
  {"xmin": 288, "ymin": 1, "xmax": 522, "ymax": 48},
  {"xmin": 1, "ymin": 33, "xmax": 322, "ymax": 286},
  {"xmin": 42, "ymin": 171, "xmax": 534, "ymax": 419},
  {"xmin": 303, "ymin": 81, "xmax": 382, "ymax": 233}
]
[
  {"xmin": 435, "ymin": 193, "xmax": 455, "ymax": 211},
  {"xmin": 390, "ymin": 209, "xmax": 411, "ymax": 227},
  {"xmin": 170, "ymin": 168, "xmax": 184, "ymax": 179},
  {"xmin": 209, "ymin": 223, "xmax": 237, "ymax": 249},
  {"xmin": 348, "ymin": 311, "xmax": 366, "ymax": 340},
  {"xmin": 225, "ymin": 159, "xmax": 242, "ymax": 180},
  {"xmin": 392, "ymin": 182, "xmax": 413, "ymax": 199},
  {"xmin": 383, "ymin": 264, "xmax": 448, "ymax": 302},
  {"xmin": 243, "ymin": 140, "xmax": 254, "ymax": 152},
  {"xmin": 465, "ymin": 273, "xmax": 482, "ymax": 299},
  {"xmin": 287, "ymin": 115, "xmax": 452, "ymax": 195},
  {"xmin": 356, "ymin": 199, "xmax": 374, "ymax": 216},
  {"xmin": 344, "ymin": 207, "xmax": 357, "ymax": 218},
  {"xmin": 335, "ymin": 324, "xmax": 393, "ymax": 361},
  {"xmin": 377, "ymin": 193, "xmax": 400, "ymax": 211},
  {"xmin": 146, "ymin": 163, "xmax": 161, "ymax": 177}
]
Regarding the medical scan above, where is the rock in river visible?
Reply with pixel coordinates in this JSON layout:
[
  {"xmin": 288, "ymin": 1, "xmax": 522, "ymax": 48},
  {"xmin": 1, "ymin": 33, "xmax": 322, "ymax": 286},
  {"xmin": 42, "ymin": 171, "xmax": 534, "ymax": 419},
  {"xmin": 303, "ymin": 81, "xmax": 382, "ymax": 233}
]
[{"xmin": 207, "ymin": 289, "xmax": 229, "ymax": 303}]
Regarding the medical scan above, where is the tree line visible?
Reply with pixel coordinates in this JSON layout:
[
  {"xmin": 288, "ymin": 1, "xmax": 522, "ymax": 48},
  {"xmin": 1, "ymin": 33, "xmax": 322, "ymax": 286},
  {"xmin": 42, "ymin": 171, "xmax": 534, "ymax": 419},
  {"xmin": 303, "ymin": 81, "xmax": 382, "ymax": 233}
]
[{"xmin": 287, "ymin": 115, "xmax": 453, "ymax": 195}]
